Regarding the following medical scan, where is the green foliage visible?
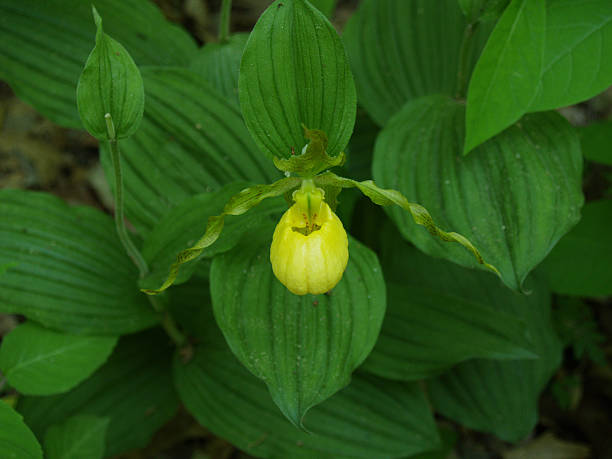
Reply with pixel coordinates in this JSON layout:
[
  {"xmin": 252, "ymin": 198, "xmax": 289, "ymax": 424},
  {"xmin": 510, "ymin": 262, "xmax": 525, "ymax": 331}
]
[
  {"xmin": 362, "ymin": 224, "xmax": 537, "ymax": 381},
  {"xmin": 211, "ymin": 230, "xmax": 386, "ymax": 426},
  {"xmin": 428, "ymin": 277, "xmax": 563, "ymax": 442},
  {"xmin": 239, "ymin": 0, "xmax": 356, "ymax": 159},
  {"xmin": 174, "ymin": 343, "xmax": 441, "ymax": 458},
  {"xmin": 0, "ymin": 190, "xmax": 157, "ymax": 334},
  {"xmin": 43, "ymin": 415, "xmax": 109, "ymax": 459},
  {"xmin": 17, "ymin": 330, "xmax": 179, "ymax": 457},
  {"xmin": 553, "ymin": 298, "xmax": 607, "ymax": 366},
  {"xmin": 0, "ymin": 401, "xmax": 42, "ymax": 459},
  {"xmin": 343, "ymin": 0, "xmax": 492, "ymax": 126},
  {"xmin": 0, "ymin": 322, "xmax": 117, "ymax": 396},
  {"xmin": 100, "ymin": 67, "xmax": 280, "ymax": 235},
  {"xmin": 77, "ymin": 7, "xmax": 144, "ymax": 140},
  {"xmin": 373, "ymin": 95, "xmax": 583, "ymax": 291},
  {"xmin": 465, "ymin": 0, "xmax": 612, "ymax": 152},
  {"xmin": 539, "ymin": 199, "xmax": 612, "ymax": 297},
  {"xmin": 1, "ymin": 0, "xmax": 610, "ymax": 455},
  {"xmin": 0, "ymin": 0, "xmax": 196, "ymax": 128}
]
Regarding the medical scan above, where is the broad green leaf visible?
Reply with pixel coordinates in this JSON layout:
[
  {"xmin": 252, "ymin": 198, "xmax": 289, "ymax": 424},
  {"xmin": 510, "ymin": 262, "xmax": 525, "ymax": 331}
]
[
  {"xmin": 210, "ymin": 229, "xmax": 386, "ymax": 426},
  {"xmin": 342, "ymin": 0, "xmax": 492, "ymax": 126},
  {"xmin": 167, "ymin": 276, "xmax": 215, "ymax": 341},
  {"xmin": 142, "ymin": 176, "xmax": 300, "ymax": 295},
  {"xmin": 373, "ymin": 95, "xmax": 583, "ymax": 291},
  {"xmin": 44, "ymin": 415, "xmax": 109, "ymax": 459},
  {"xmin": 458, "ymin": 0, "xmax": 510, "ymax": 23},
  {"xmin": 0, "ymin": 190, "xmax": 157, "ymax": 334},
  {"xmin": 579, "ymin": 121, "xmax": 612, "ymax": 166},
  {"xmin": 0, "ymin": 401, "xmax": 42, "ymax": 459},
  {"xmin": 140, "ymin": 183, "xmax": 285, "ymax": 291},
  {"xmin": 314, "ymin": 171, "xmax": 498, "ymax": 275},
  {"xmin": 0, "ymin": 322, "xmax": 117, "ymax": 396},
  {"xmin": 17, "ymin": 329, "xmax": 179, "ymax": 458},
  {"xmin": 361, "ymin": 224, "xmax": 536, "ymax": 381},
  {"xmin": 174, "ymin": 344, "xmax": 440, "ymax": 458},
  {"xmin": 0, "ymin": 0, "xmax": 196, "ymax": 128},
  {"xmin": 428, "ymin": 277, "xmax": 562, "ymax": 443},
  {"xmin": 77, "ymin": 7, "xmax": 144, "ymax": 140},
  {"xmin": 539, "ymin": 199, "xmax": 612, "ymax": 297},
  {"xmin": 239, "ymin": 0, "xmax": 356, "ymax": 159},
  {"xmin": 530, "ymin": 0, "xmax": 612, "ymax": 111},
  {"xmin": 308, "ymin": 0, "xmax": 337, "ymax": 18},
  {"xmin": 464, "ymin": 0, "xmax": 545, "ymax": 154},
  {"xmin": 190, "ymin": 33, "xmax": 249, "ymax": 106},
  {"xmin": 100, "ymin": 66, "xmax": 280, "ymax": 236}
]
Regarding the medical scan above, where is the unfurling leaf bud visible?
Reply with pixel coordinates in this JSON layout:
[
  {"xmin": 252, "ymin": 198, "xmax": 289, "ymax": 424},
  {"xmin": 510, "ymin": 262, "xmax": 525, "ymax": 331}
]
[{"xmin": 270, "ymin": 181, "xmax": 349, "ymax": 295}]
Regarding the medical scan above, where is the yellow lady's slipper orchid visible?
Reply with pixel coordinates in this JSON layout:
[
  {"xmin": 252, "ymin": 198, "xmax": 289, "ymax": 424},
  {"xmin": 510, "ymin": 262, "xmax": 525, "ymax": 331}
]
[{"xmin": 270, "ymin": 181, "xmax": 349, "ymax": 295}]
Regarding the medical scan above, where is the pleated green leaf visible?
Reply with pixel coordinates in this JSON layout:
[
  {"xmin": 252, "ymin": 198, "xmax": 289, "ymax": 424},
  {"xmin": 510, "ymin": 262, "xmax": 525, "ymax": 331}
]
[
  {"xmin": 100, "ymin": 66, "xmax": 280, "ymax": 236},
  {"xmin": 0, "ymin": 401, "xmax": 42, "ymax": 459},
  {"xmin": 428, "ymin": 277, "xmax": 562, "ymax": 443},
  {"xmin": 0, "ymin": 0, "xmax": 196, "ymax": 128},
  {"xmin": 17, "ymin": 330, "xmax": 179, "ymax": 458},
  {"xmin": 0, "ymin": 190, "xmax": 157, "ymax": 334},
  {"xmin": 76, "ymin": 7, "xmax": 144, "ymax": 140},
  {"xmin": 0, "ymin": 322, "xmax": 117, "ymax": 396},
  {"xmin": 141, "ymin": 176, "xmax": 300, "ymax": 295},
  {"xmin": 174, "ymin": 345, "xmax": 441, "ymax": 459},
  {"xmin": 529, "ymin": 0, "xmax": 612, "ymax": 111},
  {"xmin": 579, "ymin": 121, "xmax": 612, "ymax": 166},
  {"xmin": 361, "ymin": 224, "xmax": 536, "ymax": 381},
  {"xmin": 190, "ymin": 33, "xmax": 249, "ymax": 106},
  {"xmin": 539, "ymin": 199, "xmax": 612, "ymax": 297},
  {"xmin": 464, "ymin": 0, "xmax": 545, "ymax": 154},
  {"xmin": 373, "ymin": 95, "xmax": 584, "ymax": 291},
  {"xmin": 342, "ymin": 0, "xmax": 492, "ymax": 126},
  {"xmin": 140, "ymin": 183, "xmax": 285, "ymax": 291},
  {"xmin": 239, "ymin": 0, "xmax": 356, "ymax": 159},
  {"xmin": 44, "ymin": 415, "xmax": 109, "ymax": 459},
  {"xmin": 210, "ymin": 230, "xmax": 386, "ymax": 426}
]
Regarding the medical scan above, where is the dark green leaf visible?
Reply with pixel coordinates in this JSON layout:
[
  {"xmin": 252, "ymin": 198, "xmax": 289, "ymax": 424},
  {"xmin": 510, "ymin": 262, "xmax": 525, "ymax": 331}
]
[
  {"xmin": 0, "ymin": 190, "xmax": 157, "ymax": 334},
  {"xmin": 210, "ymin": 229, "xmax": 386, "ymax": 426},
  {"xmin": 308, "ymin": 0, "xmax": 337, "ymax": 18},
  {"xmin": 100, "ymin": 66, "xmax": 280, "ymax": 236},
  {"xmin": 530, "ymin": 0, "xmax": 612, "ymax": 111},
  {"xmin": 0, "ymin": 401, "xmax": 42, "ymax": 459},
  {"xmin": 579, "ymin": 121, "xmax": 612, "ymax": 166},
  {"xmin": 373, "ymin": 95, "xmax": 583, "ymax": 291},
  {"xmin": 342, "ymin": 0, "xmax": 492, "ymax": 126},
  {"xmin": 140, "ymin": 183, "xmax": 285, "ymax": 290},
  {"xmin": 464, "ymin": 0, "xmax": 545, "ymax": 153},
  {"xmin": 458, "ymin": 0, "xmax": 510, "ymax": 23},
  {"xmin": 44, "ymin": 415, "xmax": 109, "ymax": 459},
  {"xmin": 0, "ymin": 0, "xmax": 196, "ymax": 128},
  {"xmin": 539, "ymin": 199, "xmax": 612, "ymax": 297},
  {"xmin": 0, "ymin": 322, "xmax": 117, "ymax": 396},
  {"xmin": 17, "ymin": 330, "xmax": 179, "ymax": 458},
  {"xmin": 189, "ymin": 33, "xmax": 249, "ymax": 106},
  {"xmin": 428, "ymin": 277, "xmax": 562, "ymax": 443},
  {"xmin": 77, "ymin": 7, "xmax": 144, "ymax": 140},
  {"xmin": 361, "ymin": 224, "xmax": 536, "ymax": 381},
  {"xmin": 239, "ymin": 0, "xmax": 356, "ymax": 159},
  {"xmin": 174, "ymin": 344, "xmax": 440, "ymax": 458},
  {"xmin": 141, "ymin": 176, "xmax": 300, "ymax": 295}
]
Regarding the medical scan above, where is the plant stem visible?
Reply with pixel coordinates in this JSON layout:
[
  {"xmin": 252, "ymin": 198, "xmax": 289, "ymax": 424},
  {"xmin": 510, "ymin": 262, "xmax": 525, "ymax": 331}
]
[
  {"xmin": 455, "ymin": 22, "xmax": 478, "ymax": 99},
  {"xmin": 219, "ymin": 0, "xmax": 232, "ymax": 43},
  {"xmin": 161, "ymin": 311, "xmax": 187, "ymax": 347},
  {"xmin": 107, "ymin": 132, "xmax": 149, "ymax": 278}
]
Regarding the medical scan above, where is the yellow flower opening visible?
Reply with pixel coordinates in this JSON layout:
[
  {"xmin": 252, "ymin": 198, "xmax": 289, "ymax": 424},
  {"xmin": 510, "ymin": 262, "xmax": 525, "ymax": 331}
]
[{"xmin": 270, "ymin": 181, "xmax": 349, "ymax": 295}]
